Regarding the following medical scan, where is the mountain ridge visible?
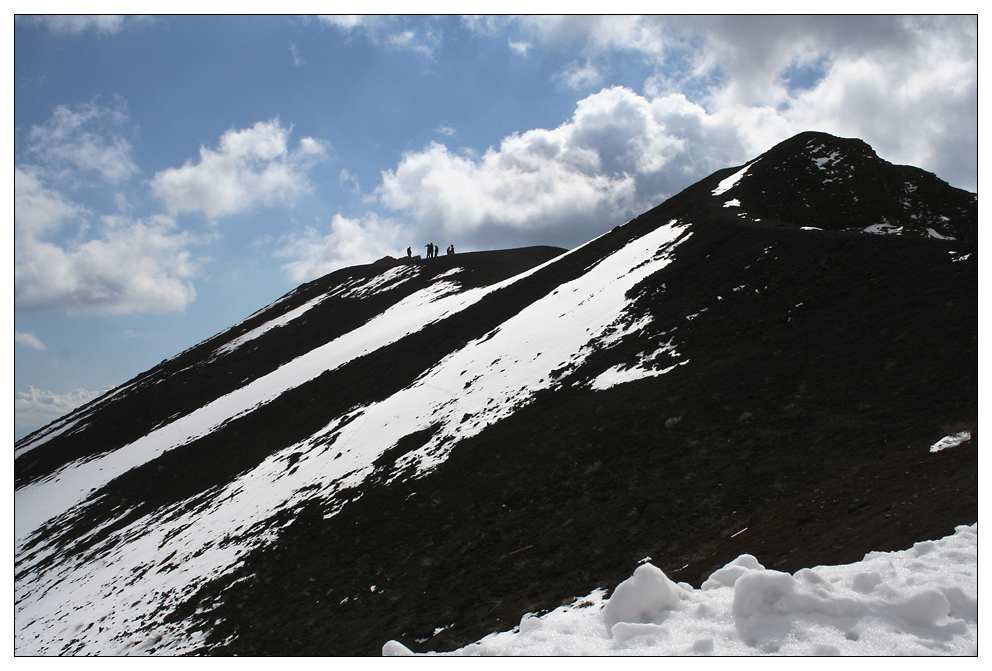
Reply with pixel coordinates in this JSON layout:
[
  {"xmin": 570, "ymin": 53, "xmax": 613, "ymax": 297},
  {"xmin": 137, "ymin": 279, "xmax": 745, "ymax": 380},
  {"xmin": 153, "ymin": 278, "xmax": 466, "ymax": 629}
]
[{"xmin": 15, "ymin": 131, "xmax": 977, "ymax": 656}]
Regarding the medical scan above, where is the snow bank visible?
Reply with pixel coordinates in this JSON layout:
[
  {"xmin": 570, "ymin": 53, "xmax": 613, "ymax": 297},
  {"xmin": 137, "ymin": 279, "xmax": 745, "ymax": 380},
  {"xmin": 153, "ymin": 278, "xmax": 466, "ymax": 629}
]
[{"xmin": 384, "ymin": 524, "xmax": 977, "ymax": 656}]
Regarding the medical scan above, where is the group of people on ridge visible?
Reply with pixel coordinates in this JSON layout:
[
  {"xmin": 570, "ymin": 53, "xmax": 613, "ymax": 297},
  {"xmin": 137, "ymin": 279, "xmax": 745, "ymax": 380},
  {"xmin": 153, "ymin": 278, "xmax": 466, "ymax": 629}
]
[{"xmin": 408, "ymin": 243, "xmax": 454, "ymax": 259}]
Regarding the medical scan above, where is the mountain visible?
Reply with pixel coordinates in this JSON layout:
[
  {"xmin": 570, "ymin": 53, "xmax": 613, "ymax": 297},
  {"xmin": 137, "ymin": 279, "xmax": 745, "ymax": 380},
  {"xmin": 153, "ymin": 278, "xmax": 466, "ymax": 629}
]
[{"xmin": 14, "ymin": 131, "xmax": 977, "ymax": 656}]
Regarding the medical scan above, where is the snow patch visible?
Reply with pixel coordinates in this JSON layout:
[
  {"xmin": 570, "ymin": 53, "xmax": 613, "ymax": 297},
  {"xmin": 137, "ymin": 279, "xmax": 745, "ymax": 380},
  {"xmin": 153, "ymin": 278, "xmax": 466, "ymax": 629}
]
[
  {"xmin": 712, "ymin": 160, "xmax": 757, "ymax": 196},
  {"xmin": 387, "ymin": 524, "xmax": 977, "ymax": 656},
  {"xmin": 812, "ymin": 149, "xmax": 842, "ymax": 169},
  {"xmin": 863, "ymin": 222, "xmax": 903, "ymax": 236},
  {"xmin": 926, "ymin": 228, "xmax": 955, "ymax": 240},
  {"xmin": 212, "ymin": 293, "xmax": 329, "ymax": 357},
  {"xmin": 930, "ymin": 431, "xmax": 971, "ymax": 453},
  {"xmin": 589, "ymin": 358, "xmax": 686, "ymax": 391},
  {"xmin": 331, "ymin": 263, "xmax": 421, "ymax": 299}
]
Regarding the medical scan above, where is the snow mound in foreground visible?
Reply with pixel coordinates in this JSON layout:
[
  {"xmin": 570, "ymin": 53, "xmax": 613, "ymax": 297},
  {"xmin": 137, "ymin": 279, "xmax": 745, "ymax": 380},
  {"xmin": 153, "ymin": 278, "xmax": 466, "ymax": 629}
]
[{"xmin": 383, "ymin": 524, "xmax": 977, "ymax": 656}]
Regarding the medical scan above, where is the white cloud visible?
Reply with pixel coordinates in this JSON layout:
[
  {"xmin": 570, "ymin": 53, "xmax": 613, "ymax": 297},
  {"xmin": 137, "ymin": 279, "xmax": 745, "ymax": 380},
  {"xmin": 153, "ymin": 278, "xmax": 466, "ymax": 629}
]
[
  {"xmin": 375, "ymin": 86, "xmax": 728, "ymax": 248},
  {"xmin": 503, "ymin": 15, "xmax": 976, "ymax": 192},
  {"xmin": 150, "ymin": 119, "xmax": 328, "ymax": 220},
  {"xmin": 318, "ymin": 15, "xmax": 440, "ymax": 58},
  {"xmin": 15, "ymin": 332, "xmax": 47, "ymax": 351},
  {"xmin": 275, "ymin": 214, "xmax": 407, "ymax": 283},
  {"xmin": 777, "ymin": 18, "xmax": 977, "ymax": 190},
  {"xmin": 21, "ymin": 15, "xmax": 132, "ymax": 35},
  {"xmin": 12, "ymin": 167, "xmax": 87, "ymax": 238},
  {"xmin": 460, "ymin": 16, "xmax": 508, "ymax": 36},
  {"xmin": 338, "ymin": 169, "xmax": 361, "ymax": 194},
  {"xmin": 319, "ymin": 15, "xmax": 368, "ymax": 31},
  {"xmin": 508, "ymin": 16, "xmax": 668, "ymax": 59},
  {"xmin": 15, "ymin": 168, "xmax": 200, "ymax": 315},
  {"xmin": 508, "ymin": 40, "xmax": 531, "ymax": 56},
  {"xmin": 556, "ymin": 61, "xmax": 602, "ymax": 91},
  {"xmin": 15, "ymin": 386, "xmax": 111, "ymax": 436},
  {"xmin": 289, "ymin": 42, "xmax": 305, "ymax": 66},
  {"xmin": 25, "ymin": 96, "xmax": 138, "ymax": 184}
]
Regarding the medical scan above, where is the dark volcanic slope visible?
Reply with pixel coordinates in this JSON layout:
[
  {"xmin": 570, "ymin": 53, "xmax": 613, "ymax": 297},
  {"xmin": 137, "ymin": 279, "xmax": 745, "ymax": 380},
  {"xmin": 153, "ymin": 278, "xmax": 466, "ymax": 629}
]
[
  {"xmin": 196, "ymin": 197, "xmax": 976, "ymax": 656},
  {"xmin": 15, "ymin": 132, "xmax": 977, "ymax": 656}
]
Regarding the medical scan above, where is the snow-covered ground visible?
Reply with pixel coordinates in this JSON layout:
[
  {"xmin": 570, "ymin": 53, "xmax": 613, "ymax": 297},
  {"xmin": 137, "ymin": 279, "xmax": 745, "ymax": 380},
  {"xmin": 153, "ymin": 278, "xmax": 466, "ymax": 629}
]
[{"xmin": 384, "ymin": 524, "xmax": 977, "ymax": 656}]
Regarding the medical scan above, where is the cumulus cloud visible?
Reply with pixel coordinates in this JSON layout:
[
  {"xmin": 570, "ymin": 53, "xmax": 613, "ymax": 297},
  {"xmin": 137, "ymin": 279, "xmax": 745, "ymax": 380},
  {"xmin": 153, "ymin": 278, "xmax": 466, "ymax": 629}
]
[
  {"xmin": 12, "ymin": 167, "xmax": 87, "ymax": 237},
  {"xmin": 275, "ymin": 214, "xmax": 407, "ymax": 283},
  {"xmin": 15, "ymin": 386, "xmax": 111, "ymax": 437},
  {"xmin": 150, "ymin": 119, "xmax": 328, "ymax": 220},
  {"xmin": 15, "ymin": 332, "xmax": 47, "ymax": 351},
  {"xmin": 496, "ymin": 15, "xmax": 976, "ymax": 192},
  {"xmin": 15, "ymin": 168, "xmax": 200, "ymax": 315},
  {"xmin": 375, "ymin": 86, "xmax": 744, "ymax": 249},
  {"xmin": 25, "ymin": 96, "xmax": 138, "ymax": 184}
]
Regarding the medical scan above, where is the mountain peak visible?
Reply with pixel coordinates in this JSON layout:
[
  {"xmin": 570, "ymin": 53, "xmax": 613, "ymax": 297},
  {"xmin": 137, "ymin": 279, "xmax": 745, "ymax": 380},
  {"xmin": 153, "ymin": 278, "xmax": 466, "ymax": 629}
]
[{"xmin": 701, "ymin": 131, "xmax": 976, "ymax": 241}]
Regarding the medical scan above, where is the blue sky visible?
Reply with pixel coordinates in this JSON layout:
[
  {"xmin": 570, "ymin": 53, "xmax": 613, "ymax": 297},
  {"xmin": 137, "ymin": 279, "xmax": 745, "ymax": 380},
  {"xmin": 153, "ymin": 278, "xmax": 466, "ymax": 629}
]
[{"xmin": 11, "ymin": 14, "xmax": 979, "ymax": 439}]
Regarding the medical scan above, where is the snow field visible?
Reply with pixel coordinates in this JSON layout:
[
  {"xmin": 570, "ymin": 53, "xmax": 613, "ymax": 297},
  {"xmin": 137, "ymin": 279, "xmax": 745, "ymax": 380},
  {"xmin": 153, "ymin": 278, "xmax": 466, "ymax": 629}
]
[{"xmin": 384, "ymin": 523, "xmax": 977, "ymax": 656}]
